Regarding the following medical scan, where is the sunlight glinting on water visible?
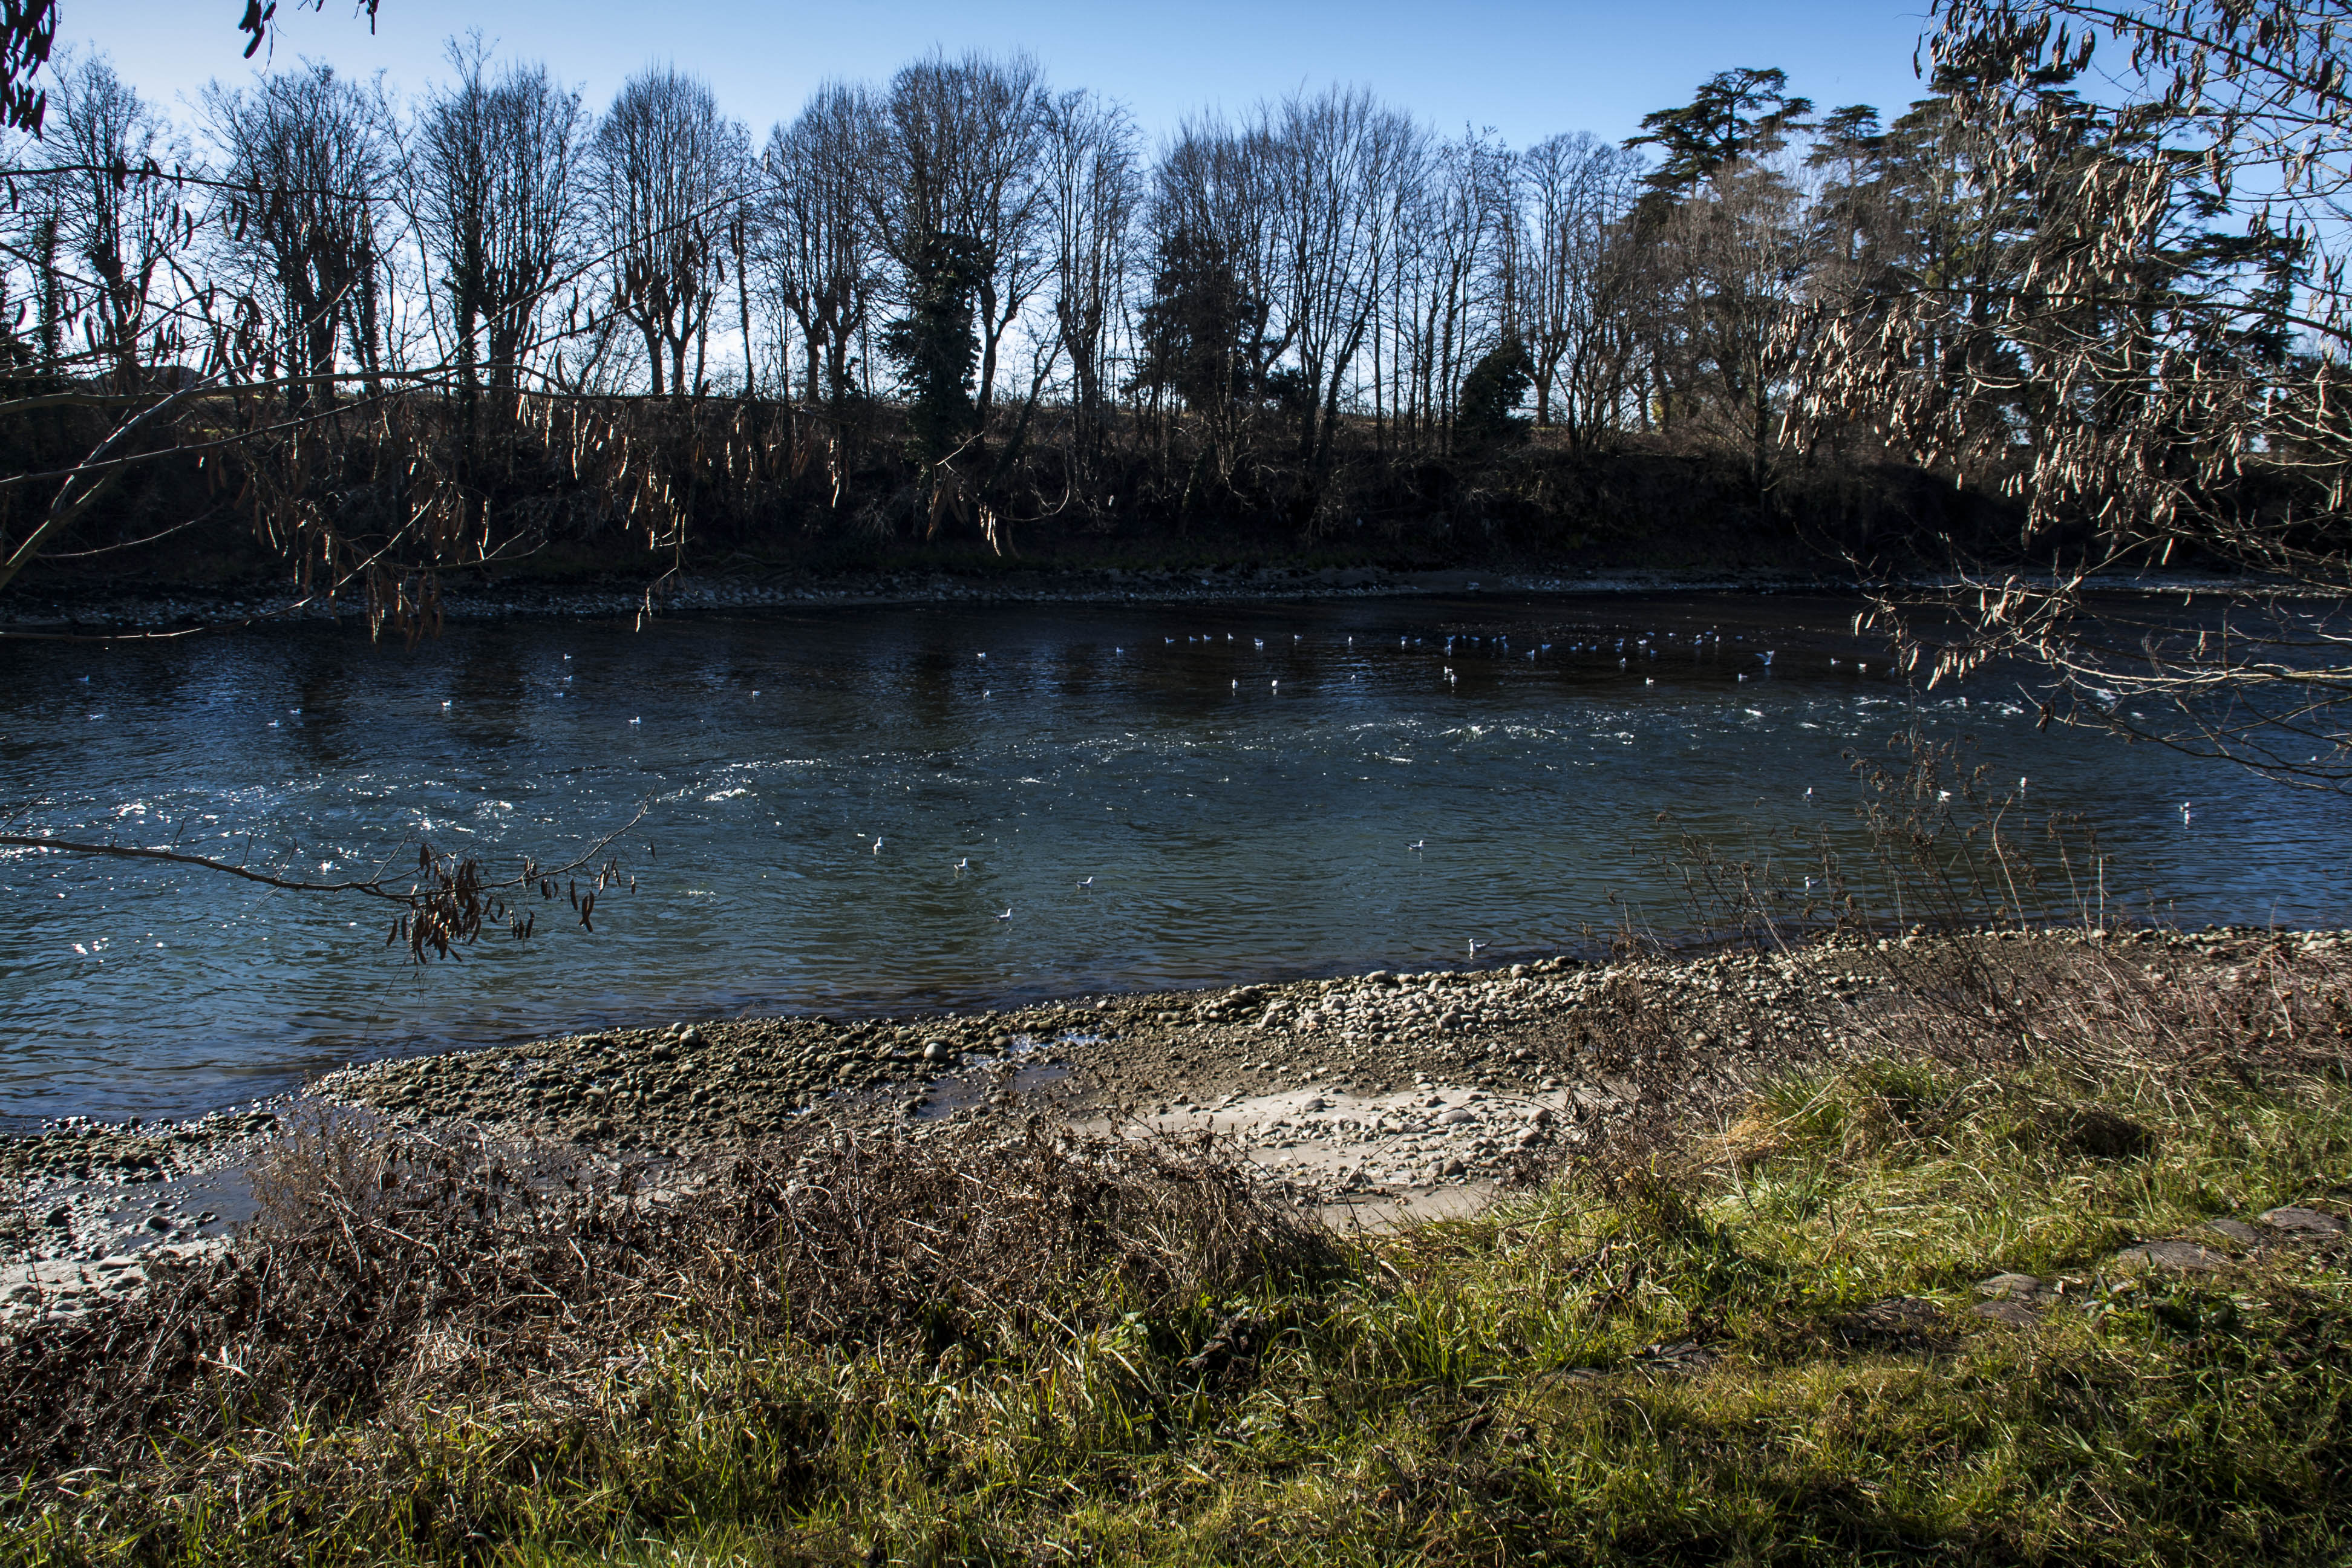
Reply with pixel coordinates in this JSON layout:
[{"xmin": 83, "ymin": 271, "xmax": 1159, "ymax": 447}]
[{"xmin": 4, "ymin": 593, "xmax": 2347, "ymax": 1123}]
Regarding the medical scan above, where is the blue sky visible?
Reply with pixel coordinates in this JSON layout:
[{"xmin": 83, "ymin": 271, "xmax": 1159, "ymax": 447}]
[{"xmin": 74, "ymin": 0, "xmax": 1936, "ymax": 148}]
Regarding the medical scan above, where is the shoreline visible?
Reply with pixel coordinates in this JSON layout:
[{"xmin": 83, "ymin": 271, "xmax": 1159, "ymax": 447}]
[
  {"xmin": 0, "ymin": 561, "xmax": 2295, "ymax": 636},
  {"xmin": 7, "ymin": 920, "xmax": 2332, "ymax": 1324}
]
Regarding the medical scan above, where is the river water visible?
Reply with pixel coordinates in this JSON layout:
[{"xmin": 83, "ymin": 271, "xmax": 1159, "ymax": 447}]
[{"xmin": 4, "ymin": 592, "xmax": 2346, "ymax": 1125}]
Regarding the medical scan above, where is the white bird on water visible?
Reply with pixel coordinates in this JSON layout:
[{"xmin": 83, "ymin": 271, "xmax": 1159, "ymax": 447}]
[
  {"xmin": 954, "ymin": 858, "xmax": 969, "ymax": 873},
  {"xmin": 1077, "ymin": 876, "xmax": 1094, "ymax": 887},
  {"xmin": 1467, "ymin": 939, "xmax": 1486, "ymax": 959},
  {"xmin": 996, "ymin": 907, "xmax": 1013, "ymax": 920},
  {"xmin": 873, "ymin": 837, "xmax": 884, "ymax": 854},
  {"xmin": 1270, "ymin": 679, "xmax": 1279, "ymax": 691},
  {"xmin": 2180, "ymin": 800, "xmax": 2194, "ymax": 826},
  {"xmin": 1408, "ymin": 838, "xmax": 1425, "ymax": 851}
]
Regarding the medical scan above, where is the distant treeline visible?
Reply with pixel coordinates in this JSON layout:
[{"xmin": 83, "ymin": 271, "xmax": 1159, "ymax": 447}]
[{"xmin": 0, "ymin": 47, "xmax": 2131, "ymax": 593}]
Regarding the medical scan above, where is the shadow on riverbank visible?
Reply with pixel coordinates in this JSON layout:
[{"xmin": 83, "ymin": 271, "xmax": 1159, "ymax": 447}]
[{"xmin": 3, "ymin": 922, "xmax": 2347, "ymax": 1564}]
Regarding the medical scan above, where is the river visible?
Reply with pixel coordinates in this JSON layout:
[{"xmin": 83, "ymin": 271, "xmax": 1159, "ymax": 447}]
[{"xmin": 4, "ymin": 590, "xmax": 2345, "ymax": 1125}]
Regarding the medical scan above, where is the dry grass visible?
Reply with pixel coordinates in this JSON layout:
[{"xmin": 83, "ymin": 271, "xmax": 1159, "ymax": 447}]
[
  {"xmin": 0, "ymin": 1119, "xmax": 1331, "ymax": 1484},
  {"xmin": 1, "ymin": 928, "xmax": 2347, "ymax": 1566}
]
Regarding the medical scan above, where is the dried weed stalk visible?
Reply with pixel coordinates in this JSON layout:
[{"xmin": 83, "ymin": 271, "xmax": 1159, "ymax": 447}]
[{"xmin": 0, "ymin": 1117, "xmax": 1329, "ymax": 1486}]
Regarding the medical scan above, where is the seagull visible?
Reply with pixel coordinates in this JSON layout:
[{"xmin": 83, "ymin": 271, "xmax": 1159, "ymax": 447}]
[
  {"xmin": 1077, "ymin": 876, "xmax": 1093, "ymax": 887},
  {"xmin": 996, "ymin": 907, "xmax": 1013, "ymax": 920},
  {"xmin": 1270, "ymin": 679, "xmax": 1279, "ymax": 691},
  {"xmin": 1408, "ymin": 838, "xmax": 1425, "ymax": 851},
  {"xmin": 954, "ymin": 858, "xmax": 969, "ymax": 873},
  {"xmin": 629, "ymin": 715, "xmax": 642, "ymax": 723},
  {"xmin": 1467, "ymin": 939, "xmax": 1486, "ymax": 959},
  {"xmin": 2180, "ymin": 800, "xmax": 2194, "ymax": 825},
  {"xmin": 441, "ymin": 699, "xmax": 452, "ymax": 710},
  {"xmin": 978, "ymin": 652, "xmax": 987, "ymax": 659},
  {"xmin": 1254, "ymin": 638, "xmax": 1264, "ymax": 648},
  {"xmin": 873, "ymin": 837, "xmax": 884, "ymax": 854},
  {"xmin": 2019, "ymin": 777, "xmax": 2028, "ymax": 800},
  {"xmin": 1231, "ymin": 678, "xmax": 1238, "ymax": 690}
]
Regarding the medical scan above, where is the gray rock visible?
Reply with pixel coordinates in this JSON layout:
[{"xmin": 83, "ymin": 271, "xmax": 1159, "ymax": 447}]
[
  {"xmin": 1972, "ymin": 1298, "xmax": 2044, "ymax": 1327},
  {"xmin": 1976, "ymin": 1272, "xmax": 2047, "ymax": 1299},
  {"xmin": 2112, "ymin": 1240, "xmax": 2229, "ymax": 1273},
  {"xmin": 2259, "ymin": 1206, "xmax": 2346, "ymax": 1236},
  {"xmin": 2203, "ymin": 1219, "xmax": 2263, "ymax": 1248}
]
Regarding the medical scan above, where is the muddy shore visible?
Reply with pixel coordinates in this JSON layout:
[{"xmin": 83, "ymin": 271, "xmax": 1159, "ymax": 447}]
[{"xmin": 8, "ymin": 921, "xmax": 2333, "ymax": 1327}]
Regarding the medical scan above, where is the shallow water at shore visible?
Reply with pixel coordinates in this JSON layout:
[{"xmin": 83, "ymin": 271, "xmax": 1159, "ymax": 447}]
[{"xmin": 5, "ymin": 591, "xmax": 2348, "ymax": 1123}]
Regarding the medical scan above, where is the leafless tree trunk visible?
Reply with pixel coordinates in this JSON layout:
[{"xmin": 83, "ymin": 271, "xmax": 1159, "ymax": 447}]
[
  {"xmin": 28, "ymin": 54, "xmax": 197, "ymax": 393},
  {"xmin": 756, "ymin": 82, "xmax": 878, "ymax": 417},
  {"xmin": 1043, "ymin": 88, "xmax": 1139, "ymax": 468},
  {"xmin": 590, "ymin": 66, "xmax": 746, "ymax": 399},
  {"xmin": 871, "ymin": 52, "xmax": 1051, "ymax": 431},
  {"xmin": 1517, "ymin": 131, "xmax": 1644, "ymax": 443},
  {"xmin": 207, "ymin": 63, "xmax": 393, "ymax": 412}
]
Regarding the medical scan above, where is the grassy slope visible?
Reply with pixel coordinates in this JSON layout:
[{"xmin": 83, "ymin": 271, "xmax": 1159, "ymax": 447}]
[{"xmin": 7, "ymin": 1047, "xmax": 2347, "ymax": 1567}]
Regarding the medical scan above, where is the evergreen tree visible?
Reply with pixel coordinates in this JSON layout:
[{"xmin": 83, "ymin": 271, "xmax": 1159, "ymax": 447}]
[
  {"xmin": 1455, "ymin": 339, "xmax": 1533, "ymax": 448},
  {"xmin": 879, "ymin": 231, "xmax": 987, "ymax": 462}
]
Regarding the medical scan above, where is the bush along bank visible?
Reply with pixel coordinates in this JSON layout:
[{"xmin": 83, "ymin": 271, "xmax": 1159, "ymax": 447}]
[{"xmin": 0, "ymin": 923, "xmax": 2348, "ymax": 1565}]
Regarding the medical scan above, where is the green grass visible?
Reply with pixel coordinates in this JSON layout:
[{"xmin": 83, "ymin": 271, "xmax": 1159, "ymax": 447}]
[{"xmin": 8, "ymin": 1058, "xmax": 2350, "ymax": 1566}]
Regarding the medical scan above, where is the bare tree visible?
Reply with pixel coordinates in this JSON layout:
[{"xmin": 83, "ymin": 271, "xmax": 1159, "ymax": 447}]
[
  {"xmin": 407, "ymin": 41, "xmax": 586, "ymax": 411},
  {"xmin": 1264, "ymin": 86, "xmax": 1420, "ymax": 479},
  {"xmin": 756, "ymin": 81, "xmax": 878, "ymax": 414},
  {"xmin": 1647, "ymin": 152, "xmax": 1818, "ymax": 497},
  {"xmin": 1393, "ymin": 128, "xmax": 1508, "ymax": 447},
  {"xmin": 1516, "ymin": 131, "xmax": 1645, "ymax": 443},
  {"xmin": 590, "ymin": 65, "xmax": 746, "ymax": 398},
  {"xmin": 19, "ymin": 53, "xmax": 198, "ymax": 392},
  {"xmin": 870, "ymin": 51, "xmax": 1052, "ymax": 436},
  {"xmin": 206, "ymin": 62, "xmax": 394, "ymax": 411},
  {"xmin": 1042, "ymin": 87, "xmax": 1139, "ymax": 465}
]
